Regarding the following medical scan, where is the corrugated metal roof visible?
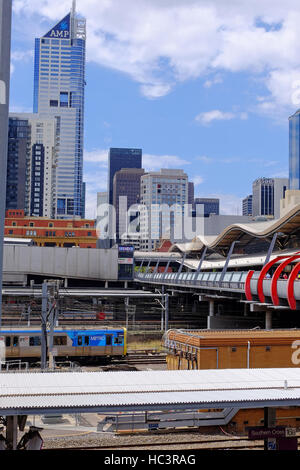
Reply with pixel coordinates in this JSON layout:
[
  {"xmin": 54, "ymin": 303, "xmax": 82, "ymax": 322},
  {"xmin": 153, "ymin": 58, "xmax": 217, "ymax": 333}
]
[{"xmin": 1, "ymin": 369, "xmax": 300, "ymax": 414}]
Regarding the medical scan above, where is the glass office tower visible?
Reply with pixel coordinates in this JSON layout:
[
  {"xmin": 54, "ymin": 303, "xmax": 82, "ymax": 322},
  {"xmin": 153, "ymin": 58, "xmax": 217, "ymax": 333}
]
[
  {"xmin": 289, "ymin": 110, "xmax": 300, "ymax": 190},
  {"xmin": 6, "ymin": 117, "xmax": 30, "ymax": 211},
  {"xmin": 108, "ymin": 148, "xmax": 142, "ymax": 206},
  {"xmin": 33, "ymin": 3, "xmax": 86, "ymax": 218}
]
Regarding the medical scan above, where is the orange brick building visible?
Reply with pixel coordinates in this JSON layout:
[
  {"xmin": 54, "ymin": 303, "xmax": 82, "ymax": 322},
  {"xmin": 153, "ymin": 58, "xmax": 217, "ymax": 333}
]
[
  {"xmin": 5, "ymin": 210, "xmax": 98, "ymax": 248},
  {"xmin": 165, "ymin": 329, "xmax": 300, "ymax": 433}
]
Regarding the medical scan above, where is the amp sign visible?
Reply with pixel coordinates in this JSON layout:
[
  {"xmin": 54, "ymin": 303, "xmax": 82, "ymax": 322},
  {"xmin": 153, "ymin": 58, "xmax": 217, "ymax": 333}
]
[{"xmin": 44, "ymin": 14, "xmax": 71, "ymax": 39}]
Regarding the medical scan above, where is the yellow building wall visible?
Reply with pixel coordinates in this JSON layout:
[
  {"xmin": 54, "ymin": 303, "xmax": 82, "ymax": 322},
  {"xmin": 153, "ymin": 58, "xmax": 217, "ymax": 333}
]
[{"xmin": 166, "ymin": 344, "xmax": 300, "ymax": 434}]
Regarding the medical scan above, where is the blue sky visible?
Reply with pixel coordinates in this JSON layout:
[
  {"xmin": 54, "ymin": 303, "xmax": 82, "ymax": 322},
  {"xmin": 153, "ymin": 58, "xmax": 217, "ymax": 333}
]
[{"xmin": 9, "ymin": 0, "xmax": 300, "ymax": 218}]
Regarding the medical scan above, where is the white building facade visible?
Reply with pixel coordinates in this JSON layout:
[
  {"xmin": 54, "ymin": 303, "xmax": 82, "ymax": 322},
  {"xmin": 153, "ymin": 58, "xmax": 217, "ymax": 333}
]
[{"xmin": 140, "ymin": 169, "xmax": 189, "ymax": 251}]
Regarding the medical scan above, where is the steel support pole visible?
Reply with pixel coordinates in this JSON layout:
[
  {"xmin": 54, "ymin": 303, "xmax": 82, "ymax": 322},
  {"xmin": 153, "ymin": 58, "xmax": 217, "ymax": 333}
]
[
  {"xmin": 153, "ymin": 258, "xmax": 161, "ymax": 275},
  {"xmin": 176, "ymin": 254, "xmax": 187, "ymax": 280},
  {"xmin": 125, "ymin": 297, "xmax": 129, "ymax": 330},
  {"xmin": 219, "ymin": 241, "xmax": 237, "ymax": 285},
  {"xmin": 164, "ymin": 259, "xmax": 172, "ymax": 274},
  {"xmin": 141, "ymin": 260, "xmax": 151, "ymax": 278},
  {"xmin": 165, "ymin": 293, "xmax": 169, "ymax": 332},
  {"xmin": 0, "ymin": 0, "xmax": 12, "ymax": 328},
  {"xmin": 193, "ymin": 247, "xmax": 207, "ymax": 280},
  {"xmin": 41, "ymin": 282, "xmax": 48, "ymax": 370},
  {"xmin": 138, "ymin": 260, "xmax": 145, "ymax": 274},
  {"xmin": 264, "ymin": 407, "xmax": 276, "ymax": 450},
  {"xmin": 264, "ymin": 233, "xmax": 278, "ymax": 266},
  {"xmin": 161, "ymin": 286, "xmax": 165, "ymax": 331}
]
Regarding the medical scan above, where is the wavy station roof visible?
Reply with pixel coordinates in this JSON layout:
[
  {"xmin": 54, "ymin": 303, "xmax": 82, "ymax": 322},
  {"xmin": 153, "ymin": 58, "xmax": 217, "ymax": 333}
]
[{"xmin": 170, "ymin": 204, "xmax": 300, "ymax": 256}]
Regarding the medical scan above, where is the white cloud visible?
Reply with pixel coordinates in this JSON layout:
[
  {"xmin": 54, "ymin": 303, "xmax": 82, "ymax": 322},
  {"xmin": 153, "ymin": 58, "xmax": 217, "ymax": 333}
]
[
  {"xmin": 195, "ymin": 110, "xmax": 247, "ymax": 125},
  {"xmin": 143, "ymin": 153, "xmax": 190, "ymax": 171},
  {"xmin": 203, "ymin": 76, "xmax": 223, "ymax": 88},
  {"xmin": 10, "ymin": 50, "xmax": 33, "ymax": 75},
  {"xmin": 84, "ymin": 149, "xmax": 108, "ymax": 166},
  {"xmin": 196, "ymin": 155, "xmax": 214, "ymax": 164},
  {"xmin": 11, "ymin": 0, "xmax": 300, "ymax": 115},
  {"xmin": 191, "ymin": 175, "xmax": 204, "ymax": 186}
]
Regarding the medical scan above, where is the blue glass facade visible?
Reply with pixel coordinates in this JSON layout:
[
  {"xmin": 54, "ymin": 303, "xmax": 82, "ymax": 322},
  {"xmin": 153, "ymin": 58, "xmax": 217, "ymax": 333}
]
[
  {"xmin": 33, "ymin": 8, "xmax": 86, "ymax": 218},
  {"xmin": 108, "ymin": 148, "xmax": 142, "ymax": 206},
  {"xmin": 6, "ymin": 118, "xmax": 30, "ymax": 211},
  {"xmin": 194, "ymin": 198, "xmax": 220, "ymax": 217},
  {"xmin": 289, "ymin": 110, "xmax": 300, "ymax": 190}
]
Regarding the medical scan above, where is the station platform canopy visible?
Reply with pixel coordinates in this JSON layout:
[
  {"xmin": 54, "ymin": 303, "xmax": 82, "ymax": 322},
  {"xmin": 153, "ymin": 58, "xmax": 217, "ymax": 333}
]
[
  {"xmin": 169, "ymin": 204, "xmax": 300, "ymax": 256},
  {"xmin": 1, "ymin": 368, "xmax": 300, "ymax": 416}
]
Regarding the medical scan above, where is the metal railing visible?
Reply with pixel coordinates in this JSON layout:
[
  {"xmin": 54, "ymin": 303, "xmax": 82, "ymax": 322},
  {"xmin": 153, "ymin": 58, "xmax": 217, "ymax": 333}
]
[{"xmin": 135, "ymin": 270, "xmax": 248, "ymax": 291}]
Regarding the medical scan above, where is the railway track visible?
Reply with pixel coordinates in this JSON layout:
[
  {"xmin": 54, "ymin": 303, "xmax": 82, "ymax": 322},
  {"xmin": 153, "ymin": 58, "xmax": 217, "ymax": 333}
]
[
  {"xmin": 108, "ymin": 351, "xmax": 167, "ymax": 367},
  {"xmin": 46, "ymin": 437, "xmax": 267, "ymax": 451}
]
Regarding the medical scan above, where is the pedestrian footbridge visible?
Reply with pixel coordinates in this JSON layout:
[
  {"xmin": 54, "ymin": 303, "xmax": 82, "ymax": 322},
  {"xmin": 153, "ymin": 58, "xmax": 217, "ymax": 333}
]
[{"xmin": 135, "ymin": 252, "xmax": 300, "ymax": 311}]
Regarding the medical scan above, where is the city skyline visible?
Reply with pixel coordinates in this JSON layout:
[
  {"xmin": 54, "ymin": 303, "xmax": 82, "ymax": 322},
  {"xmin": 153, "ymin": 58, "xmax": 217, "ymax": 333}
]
[{"xmin": 9, "ymin": 1, "xmax": 300, "ymax": 219}]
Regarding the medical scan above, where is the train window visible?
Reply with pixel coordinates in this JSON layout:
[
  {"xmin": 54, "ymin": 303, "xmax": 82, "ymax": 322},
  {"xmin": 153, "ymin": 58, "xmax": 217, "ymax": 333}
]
[
  {"xmin": 29, "ymin": 337, "xmax": 41, "ymax": 347},
  {"xmin": 13, "ymin": 337, "xmax": 19, "ymax": 347},
  {"xmin": 54, "ymin": 336, "xmax": 67, "ymax": 346},
  {"xmin": 78, "ymin": 336, "xmax": 83, "ymax": 346},
  {"xmin": 5, "ymin": 337, "xmax": 11, "ymax": 347},
  {"xmin": 106, "ymin": 335, "xmax": 112, "ymax": 346},
  {"xmin": 114, "ymin": 337, "xmax": 123, "ymax": 345},
  {"xmin": 84, "ymin": 336, "xmax": 89, "ymax": 346}
]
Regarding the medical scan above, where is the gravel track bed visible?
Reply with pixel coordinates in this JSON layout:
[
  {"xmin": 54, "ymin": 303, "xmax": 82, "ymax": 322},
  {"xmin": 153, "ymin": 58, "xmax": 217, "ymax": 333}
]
[{"xmin": 42, "ymin": 431, "xmax": 253, "ymax": 450}]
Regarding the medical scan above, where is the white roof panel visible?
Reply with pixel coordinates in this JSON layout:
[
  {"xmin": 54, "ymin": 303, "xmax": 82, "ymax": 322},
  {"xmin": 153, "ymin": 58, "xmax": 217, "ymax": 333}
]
[{"xmin": 1, "ymin": 369, "xmax": 300, "ymax": 414}]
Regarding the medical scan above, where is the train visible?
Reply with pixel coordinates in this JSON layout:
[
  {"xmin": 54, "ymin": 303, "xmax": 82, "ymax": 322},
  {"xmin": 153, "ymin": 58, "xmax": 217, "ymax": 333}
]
[{"xmin": 0, "ymin": 327, "xmax": 127, "ymax": 363}]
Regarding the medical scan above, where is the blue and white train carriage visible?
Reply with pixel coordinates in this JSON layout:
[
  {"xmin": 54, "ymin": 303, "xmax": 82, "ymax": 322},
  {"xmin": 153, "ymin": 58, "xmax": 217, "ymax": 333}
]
[{"xmin": 0, "ymin": 327, "xmax": 127, "ymax": 363}]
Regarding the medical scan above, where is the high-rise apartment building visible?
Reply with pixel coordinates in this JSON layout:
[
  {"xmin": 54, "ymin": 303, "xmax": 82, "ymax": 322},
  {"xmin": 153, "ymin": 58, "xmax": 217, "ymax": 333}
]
[
  {"xmin": 252, "ymin": 178, "xmax": 288, "ymax": 219},
  {"xmin": 8, "ymin": 113, "xmax": 57, "ymax": 218},
  {"xmin": 242, "ymin": 195, "xmax": 253, "ymax": 216},
  {"xmin": 188, "ymin": 182, "xmax": 194, "ymax": 206},
  {"xmin": 33, "ymin": 3, "xmax": 86, "ymax": 218},
  {"xmin": 140, "ymin": 169, "xmax": 188, "ymax": 251},
  {"xmin": 113, "ymin": 168, "xmax": 145, "ymax": 241},
  {"xmin": 6, "ymin": 117, "xmax": 30, "ymax": 212},
  {"xmin": 289, "ymin": 109, "xmax": 300, "ymax": 190}
]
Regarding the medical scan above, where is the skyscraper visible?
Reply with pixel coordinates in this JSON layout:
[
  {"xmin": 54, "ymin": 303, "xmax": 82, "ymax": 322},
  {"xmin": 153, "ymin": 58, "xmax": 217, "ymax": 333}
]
[
  {"xmin": 252, "ymin": 177, "xmax": 288, "ymax": 219},
  {"xmin": 108, "ymin": 148, "xmax": 142, "ymax": 206},
  {"xmin": 188, "ymin": 182, "xmax": 194, "ymax": 206},
  {"xmin": 242, "ymin": 195, "xmax": 253, "ymax": 216},
  {"xmin": 113, "ymin": 168, "xmax": 145, "ymax": 241},
  {"xmin": 33, "ymin": 2, "xmax": 86, "ymax": 218},
  {"xmin": 289, "ymin": 109, "xmax": 300, "ymax": 190},
  {"xmin": 140, "ymin": 169, "xmax": 188, "ymax": 251},
  {"xmin": 6, "ymin": 117, "xmax": 30, "ymax": 212},
  {"xmin": 8, "ymin": 113, "xmax": 57, "ymax": 218},
  {"xmin": 194, "ymin": 198, "xmax": 220, "ymax": 217}
]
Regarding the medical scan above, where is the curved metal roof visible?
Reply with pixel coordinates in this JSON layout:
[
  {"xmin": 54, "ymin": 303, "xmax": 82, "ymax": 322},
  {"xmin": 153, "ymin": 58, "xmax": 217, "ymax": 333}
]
[{"xmin": 170, "ymin": 205, "xmax": 300, "ymax": 254}]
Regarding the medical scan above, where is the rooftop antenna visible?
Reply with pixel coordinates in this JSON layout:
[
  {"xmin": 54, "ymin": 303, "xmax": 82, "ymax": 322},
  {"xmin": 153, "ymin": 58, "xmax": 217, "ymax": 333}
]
[
  {"xmin": 72, "ymin": 0, "xmax": 76, "ymax": 16},
  {"xmin": 71, "ymin": 0, "xmax": 76, "ymax": 38}
]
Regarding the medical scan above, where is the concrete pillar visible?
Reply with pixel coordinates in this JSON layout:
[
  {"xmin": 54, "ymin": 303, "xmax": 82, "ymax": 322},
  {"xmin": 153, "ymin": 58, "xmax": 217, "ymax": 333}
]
[
  {"xmin": 207, "ymin": 300, "xmax": 215, "ymax": 330},
  {"xmin": 209, "ymin": 300, "xmax": 215, "ymax": 317},
  {"xmin": 105, "ymin": 281, "xmax": 108, "ymax": 289},
  {"xmin": 124, "ymin": 281, "xmax": 128, "ymax": 289},
  {"xmin": 6, "ymin": 416, "xmax": 18, "ymax": 450},
  {"xmin": 64, "ymin": 278, "xmax": 68, "ymax": 288},
  {"xmin": 265, "ymin": 310, "xmax": 272, "ymax": 330}
]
